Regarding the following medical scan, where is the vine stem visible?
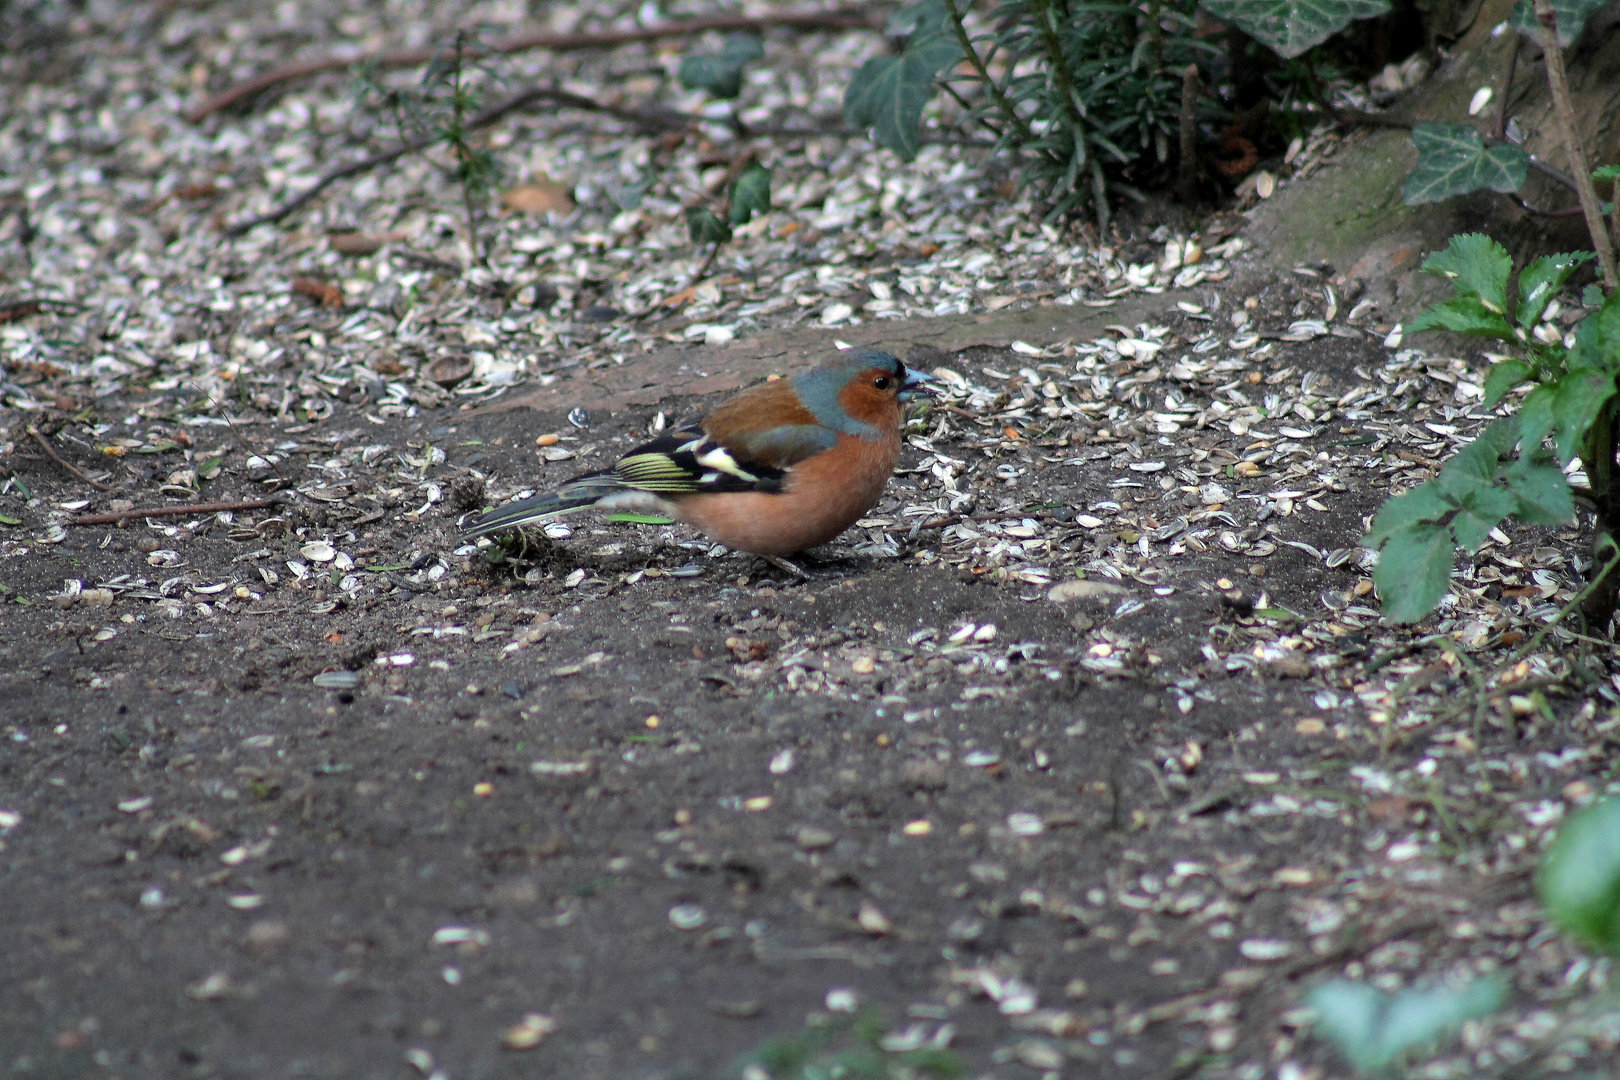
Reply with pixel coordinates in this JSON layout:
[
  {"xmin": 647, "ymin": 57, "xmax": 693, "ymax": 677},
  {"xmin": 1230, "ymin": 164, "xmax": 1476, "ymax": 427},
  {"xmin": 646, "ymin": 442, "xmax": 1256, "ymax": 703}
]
[
  {"xmin": 1532, "ymin": 0, "xmax": 1619, "ymax": 289},
  {"xmin": 938, "ymin": 0, "xmax": 1036, "ymax": 144}
]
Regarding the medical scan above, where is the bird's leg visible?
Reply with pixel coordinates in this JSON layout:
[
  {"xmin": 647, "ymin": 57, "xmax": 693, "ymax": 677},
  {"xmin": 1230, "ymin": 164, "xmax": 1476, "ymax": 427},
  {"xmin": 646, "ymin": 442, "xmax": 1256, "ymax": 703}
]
[{"xmin": 756, "ymin": 554, "xmax": 809, "ymax": 580}]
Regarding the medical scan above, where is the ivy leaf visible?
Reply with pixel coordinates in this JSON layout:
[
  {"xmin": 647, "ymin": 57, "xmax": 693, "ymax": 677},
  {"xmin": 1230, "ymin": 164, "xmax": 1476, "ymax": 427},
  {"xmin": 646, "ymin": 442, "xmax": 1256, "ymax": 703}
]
[
  {"xmin": 1362, "ymin": 481, "xmax": 1453, "ymax": 547},
  {"xmin": 685, "ymin": 206, "xmax": 733, "ymax": 245},
  {"xmin": 728, "ymin": 162, "xmax": 772, "ymax": 226},
  {"xmin": 678, "ymin": 33, "xmax": 764, "ymax": 100},
  {"xmin": 1372, "ymin": 521, "xmax": 1455, "ymax": 623},
  {"xmin": 1551, "ymin": 368, "xmax": 1616, "ymax": 464},
  {"xmin": 1539, "ymin": 796, "xmax": 1620, "ymax": 955},
  {"xmin": 843, "ymin": 0, "xmax": 961, "ymax": 161},
  {"xmin": 1403, "ymin": 126, "xmax": 1529, "ymax": 207},
  {"xmin": 1509, "ymin": 0, "xmax": 1609, "ymax": 46},
  {"xmin": 1308, "ymin": 977, "xmax": 1508, "ymax": 1073},
  {"xmin": 1483, "ymin": 359, "xmax": 1533, "ymax": 406},
  {"xmin": 1416, "ymin": 232, "xmax": 1514, "ymax": 314},
  {"xmin": 1406, "ymin": 296, "xmax": 1515, "ymax": 338},
  {"xmin": 1516, "ymin": 251, "xmax": 1592, "ymax": 331},
  {"xmin": 1504, "ymin": 450, "xmax": 1575, "ymax": 525},
  {"xmin": 1199, "ymin": 0, "xmax": 1390, "ymax": 57}
]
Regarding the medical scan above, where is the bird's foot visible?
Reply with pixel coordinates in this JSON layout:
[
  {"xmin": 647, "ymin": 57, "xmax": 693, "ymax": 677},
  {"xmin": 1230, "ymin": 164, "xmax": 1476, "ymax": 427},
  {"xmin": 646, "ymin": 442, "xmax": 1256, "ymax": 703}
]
[{"xmin": 755, "ymin": 554, "xmax": 810, "ymax": 580}]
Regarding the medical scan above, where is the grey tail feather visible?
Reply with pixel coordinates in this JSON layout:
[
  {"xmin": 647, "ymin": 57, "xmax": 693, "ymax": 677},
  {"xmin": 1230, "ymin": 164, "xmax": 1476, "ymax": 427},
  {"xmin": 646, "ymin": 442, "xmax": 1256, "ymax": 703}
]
[{"xmin": 460, "ymin": 474, "xmax": 623, "ymax": 540}]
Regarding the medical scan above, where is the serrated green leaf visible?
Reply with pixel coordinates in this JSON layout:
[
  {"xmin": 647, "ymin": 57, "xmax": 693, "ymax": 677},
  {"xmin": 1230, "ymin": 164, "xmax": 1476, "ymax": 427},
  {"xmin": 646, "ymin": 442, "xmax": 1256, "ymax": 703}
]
[
  {"xmin": 1598, "ymin": 288, "xmax": 1620, "ymax": 368},
  {"xmin": 1362, "ymin": 481, "xmax": 1454, "ymax": 547},
  {"xmin": 728, "ymin": 162, "xmax": 771, "ymax": 226},
  {"xmin": 1373, "ymin": 522, "xmax": 1455, "ymax": 623},
  {"xmin": 1596, "ymin": 165, "xmax": 1620, "ymax": 182},
  {"xmin": 1509, "ymin": 0, "xmax": 1608, "ymax": 46},
  {"xmin": 1483, "ymin": 360, "xmax": 1533, "ymax": 406},
  {"xmin": 1450, "ymin": 486, "xmax": 1517, "ymax": 551},
  {"xmin": 1307, "ymin": 977, "xmax": 1507, "ymax": 1072},
  {"xmin": 677, "ymin": 33, "xmax": 764, "ymax": 99},
  {"xmin": 1406, "ymin": 296, "xmax": 1515, "ymax": 338},
  {"xmin": 685, "ymin": 206, "xmax": 732, "ymax": 245},
  {"xmin": 1403, "ymin": 126, "xmax": 1529, "ymax": 206},
  {"xmin": 1517, "ymin": 251, "xmax": 1592, "ymax": 330},
  {"xmin": 1551, "ymin": 368, "xmax": 1616, "ymax": 464},
  {"xmin": 1504, "ymin": 450, "xmax": 1575, "ymax": 525},
  {"xmin": 1417, "ymin": 232, "xmax": 1514, "ymax": 313},
  {"xmin": 1518, "ymin": 383, "xmax": 1556, "ymax": 453},
  {"xmin": 1540, "ymin": 796, "xmax": 1620, "ymax": 955},
  {"xmin": 1585, "ymin": 283, "xmax": 1607, "ymax": 308},
  {"xmin": 1200, "ymin": 0, "xmax": 1389, "ymax": 56}
]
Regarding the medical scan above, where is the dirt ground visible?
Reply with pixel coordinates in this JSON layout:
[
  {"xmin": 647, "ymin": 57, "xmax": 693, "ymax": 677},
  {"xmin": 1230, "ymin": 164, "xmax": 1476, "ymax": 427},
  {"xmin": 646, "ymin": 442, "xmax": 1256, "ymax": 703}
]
[
  {"xmin": 6, "ymin": 290, "xmax": 1620, "ymax": 1080},
  {"xmin": 6, "ymin": 1, "xmax": 1620, "ymax": 1077}
]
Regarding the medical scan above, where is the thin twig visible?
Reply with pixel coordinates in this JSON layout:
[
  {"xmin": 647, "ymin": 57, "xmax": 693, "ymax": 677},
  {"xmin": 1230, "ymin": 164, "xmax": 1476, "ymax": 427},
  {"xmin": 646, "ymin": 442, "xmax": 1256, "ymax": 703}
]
[
  {"xmin": 223, "ymin": 85, "xmax": 695, "ymax": 236},
  {"xmin": 1493, "ymin": 34, "xmax": 1519, "ymax": 141},
  {"xmin": 685, "ymin": 241, "xmax": 724, "ymax": 291},
  {"xmin": 1533, "ymin": 0, "xmax": 1619, "ymax": 288},
  {"xmin": 26, "ymin": 425, "xmax": 113, "ymax": 491},
  {"xmin": 70, "ymin": 498, "xmax": 278, "ymax": 526},
  {"xmin": 186, "ymin": 8, "xmax": 882, "ymax": 121},
  {"xmin": 1177, "ymin": 63, "xmax": 1200, "ymax": 204}
]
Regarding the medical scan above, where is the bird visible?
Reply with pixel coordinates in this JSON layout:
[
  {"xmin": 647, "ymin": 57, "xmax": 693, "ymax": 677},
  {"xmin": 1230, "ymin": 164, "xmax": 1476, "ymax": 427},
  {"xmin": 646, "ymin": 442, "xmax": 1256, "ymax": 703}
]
[{"xmin": 460, "ymin": 348, "xmax": 937, "ymax": 573}]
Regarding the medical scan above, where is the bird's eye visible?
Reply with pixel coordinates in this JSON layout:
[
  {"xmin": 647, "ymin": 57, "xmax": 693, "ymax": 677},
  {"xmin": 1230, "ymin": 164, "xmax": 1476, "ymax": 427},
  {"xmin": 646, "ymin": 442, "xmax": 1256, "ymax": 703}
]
[{"xmin": 872, "ymin": 376, "xmax": 893, "ymax": 390}]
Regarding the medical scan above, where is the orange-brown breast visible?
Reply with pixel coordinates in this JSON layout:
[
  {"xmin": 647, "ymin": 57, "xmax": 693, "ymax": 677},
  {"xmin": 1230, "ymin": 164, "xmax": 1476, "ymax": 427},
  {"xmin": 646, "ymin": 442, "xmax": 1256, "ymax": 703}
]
[{"xmin": 672, "ymin": 432, "xmax": 901, "ymax": 555}]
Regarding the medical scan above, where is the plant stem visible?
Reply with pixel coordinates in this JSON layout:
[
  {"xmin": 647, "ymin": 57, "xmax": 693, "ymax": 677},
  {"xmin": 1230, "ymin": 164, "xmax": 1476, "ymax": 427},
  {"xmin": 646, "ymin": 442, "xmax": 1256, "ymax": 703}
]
[
  {"xmin": 1493, "ymin": 34, "xmax": 1518, "ymax": 140},
  {"xmin": 939, "ymin": 0, "xmax": 1036, "ymax": 144},
  {"xmin": 1533, "ymin": 0, "xmax": 1619, "ymax": 289},
  {"xmin": 1177, "ymin": 63, "xmax": 1199, "ymax": 204},
  {"xmin": 1028, "ymin": 0, "xmax": 1106, "ymax": 232}
]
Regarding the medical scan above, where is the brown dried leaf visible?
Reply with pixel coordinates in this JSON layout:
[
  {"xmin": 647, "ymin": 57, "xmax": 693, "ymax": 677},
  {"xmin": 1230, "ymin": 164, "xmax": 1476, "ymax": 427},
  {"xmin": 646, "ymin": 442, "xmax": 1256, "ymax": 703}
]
[
  {"xmin": 290, "ymin": 277, "xmax": 344, "ymax": 308},
  {"xmin": 500, "ymin": 176, "xmax": 575, "ymax": 216}
]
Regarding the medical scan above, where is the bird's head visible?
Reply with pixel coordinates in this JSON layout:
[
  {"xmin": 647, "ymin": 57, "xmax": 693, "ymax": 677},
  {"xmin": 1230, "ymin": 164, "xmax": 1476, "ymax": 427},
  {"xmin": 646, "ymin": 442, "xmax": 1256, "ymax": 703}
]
[{"xmin": 808, "ymin": 348, "xmax": 938, "ymax": 429}]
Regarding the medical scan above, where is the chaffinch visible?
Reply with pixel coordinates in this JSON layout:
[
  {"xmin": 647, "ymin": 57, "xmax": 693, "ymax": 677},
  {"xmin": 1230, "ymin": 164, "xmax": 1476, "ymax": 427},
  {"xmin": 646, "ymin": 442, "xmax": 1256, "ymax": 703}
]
[{"xmin": 461, "ymin": 348, "xmax": 937, "ymax": 561}]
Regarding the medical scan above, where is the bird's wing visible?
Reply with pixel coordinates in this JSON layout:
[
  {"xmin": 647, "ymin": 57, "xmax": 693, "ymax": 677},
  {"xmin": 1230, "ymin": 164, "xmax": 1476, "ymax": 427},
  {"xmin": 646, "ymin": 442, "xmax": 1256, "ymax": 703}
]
[{"xmin": 608, "ymin": 423, "xmax": 823, "ymax": 496}]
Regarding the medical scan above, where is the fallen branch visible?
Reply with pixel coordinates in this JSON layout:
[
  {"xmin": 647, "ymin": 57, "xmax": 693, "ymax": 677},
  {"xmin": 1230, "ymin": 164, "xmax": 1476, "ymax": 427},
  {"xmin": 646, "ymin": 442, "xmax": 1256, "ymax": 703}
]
[
  {"xmin": 186, "ymin": 8, "xmax": 880, "ymax": 122},
  {"xmin": 70, "ymin": 498, "xmax": 277, "ymax": 526},
  {"xmin": 223, "ymin": 85, "xmax": 697, "ymax": 236},
  {"xmin": 27, "ymin": 425, "xmax": 114, "ymax": 491}
]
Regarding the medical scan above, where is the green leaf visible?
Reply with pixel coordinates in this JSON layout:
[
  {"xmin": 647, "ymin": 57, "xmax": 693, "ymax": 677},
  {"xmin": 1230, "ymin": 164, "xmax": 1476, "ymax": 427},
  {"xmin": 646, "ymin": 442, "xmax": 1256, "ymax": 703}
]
[
  {"xmin": 677, "ymin": 33, "xmax": 764, "ymax": 100},
  {"xmin": 728, "ymin": 162, "xmax": 772, "ymax": 226},
  {"xmin": 1373, "ymin": 522, "xmax": 1456, "ymax": 623},
  {"xmin": 685, "ymin": 206, "xmax": 732, "ymax": 245},
  {"xmin": 1540, "ymin": 796, "xmax": 1620, "ymax": 955},
  {"xmin": 1307, "ymin": 977, "xmax": 1508, "ymax": 1073},
  {"xmin": 1509, "ymin": 0, "xmax": 1609, "ymax": 46},
  {"xmin": 0, "ymin": 512, "xmax": 20, "ymax": 526},
  {"xmin": 1517, "ymin": 251, "xmax": 1592, "ymax": 330},
  {"xmin": 1450, "ymin": 485, "xmax": 1516, "ymax": 551},
  {"xmin": 1519, "ymin": 383, "xmax": 1556, "ymax": 452},
  {"xmin": 1483, "ymin": 359, "xmax": 1533, "ymax": 406},
  {"xmin": 196, "ymin": 455, "xmax": 223, "ymax": 480},
  {"xmin": 1406, "ymin": 296, "xmax": 1515, "ymax": 339},
  {"xmin": 1503, "ymin": 450, "xmax": 1575, "ymax": 525},
  {"xmin": 842, "ymin": 0, "xmax": 961, "ymax": 161},
  {"xmin": 1199, "ymin": 0, "xmax": 1390, "ymax": 57},
  {"xmin": 1417, "ymin": 232, "xmax": 1513, "ymax": 313},
  {"xmin": 1403, "ymin": 126, "xmax": 1529, "ymax": 206},
  {"xmin": 1596, "ymin": 165, "xmax": 1620, "ymax": 182},
  {"xmin": 605, "ymin": 513, "xmax": 676, "ymax": 524},
  {"xmin": 1551, "ymin": 368, "xmax": 1616, "ymax": 464},
  {"xmin": 1362, "ymin": 481, "xmax": 1453, "ymax": 547},
  {"xmin": 1598, "ymin": 288, "xmax": 1620, "ymax": 368}
]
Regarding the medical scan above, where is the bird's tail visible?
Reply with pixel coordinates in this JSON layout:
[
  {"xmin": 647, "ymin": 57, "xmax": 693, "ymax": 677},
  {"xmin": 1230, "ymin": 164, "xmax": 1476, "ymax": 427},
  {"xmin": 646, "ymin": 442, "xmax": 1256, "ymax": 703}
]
[{"xmin": 460, "ymin": 472, "xmax": 626, "ymax": 541}]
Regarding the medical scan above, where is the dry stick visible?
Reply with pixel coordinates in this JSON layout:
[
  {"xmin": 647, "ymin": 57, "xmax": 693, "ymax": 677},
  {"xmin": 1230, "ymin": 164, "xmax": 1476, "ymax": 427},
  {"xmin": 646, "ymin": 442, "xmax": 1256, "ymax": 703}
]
[
  {"xmin": 26, "ymin": 425, "xmax": 113, "ymax": 491},
  {"xmin": 70, "ymin": 498, "xmax": 278, "ymax": 526},
  {"xmin": 1176, "ymin": 64, "xmax": 1199, "ymax": 205},
  {"xmin": 222, "ymin": 86, "xmax": 694, "ymax": 236},
  {"xmin": 1534, "ymin": 0, "xmax": 1619, "ymax": 289},
  {"xmin": 186, "ymin": 8, "xmax": 880, "ymax": 122},
  {"xmin": 1493, "ymin": 33, "xmax": 1519, "ymax": 141}
]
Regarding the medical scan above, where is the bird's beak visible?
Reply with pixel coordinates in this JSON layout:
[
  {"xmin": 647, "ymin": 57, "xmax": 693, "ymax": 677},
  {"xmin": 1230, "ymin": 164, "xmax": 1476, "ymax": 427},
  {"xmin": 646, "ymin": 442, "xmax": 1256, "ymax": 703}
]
[{"xmin": 898, "ymin": 367, "xmax": 939, "ymax": 402}]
